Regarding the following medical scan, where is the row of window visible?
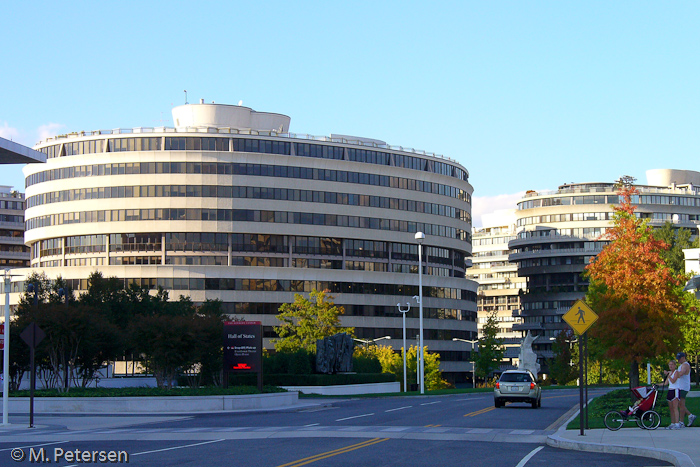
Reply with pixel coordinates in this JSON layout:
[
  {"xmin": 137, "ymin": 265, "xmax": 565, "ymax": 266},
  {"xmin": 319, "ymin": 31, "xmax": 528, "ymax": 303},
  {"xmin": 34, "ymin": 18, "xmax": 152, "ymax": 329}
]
[
  {"xmin": 0, "ymin": 215, "xmax": 23, "ymax": 224},
  {"xmin": 27, "ymin": 184, "xmax": 469, "ymax": 223},
  {"xmin": 521, "ymin": 299, "xmax": 576, "ymax": 312},
  {"xmin": 517, "ymin": 212, "xmax": 615, "ymax": 226},
  {"xmin": 37, "ymin": 233, "xmax": 463, "ymax": 266},
  {"xmin": 515, "ymin": 227, "xmax": 608, "ymax": 240},
  {"xmin": 26, "ymin": 208, "xmax": 471, "ymax": 242},
  {"xmin": 231, "ymin": 301, "xmax": 476, "ymax": 324},
  {"xmin": 38, "ymin": 136, "xmax": 469, "ymax": 180},
  {"xmin": 517, "ymin": 255, "xmax": 596, "ymax": 268},
  {"xmin": 518, "ymin": 194, "xmax": 620, "ymax": 210},
  {"xmin": 472, "ymin": 236, "xmax": 514, "ymax": 246},
  {"xmin": 0, "ymin": 200, "xmax": 23, "ymax": 210},
  {"xmin": 0, "ymin": 229, "xmax": 24, "ymax": 238},
  {"xmin": 519, "ymin": 193, "xmax": 700, "ymax": 211},
  {"xmin": 25, "ymin": 162, "xmax": 470, "ymax": 204},
  {"xmin": 11, "ymin": 277, "xmax": 476, "ymax": 302}
]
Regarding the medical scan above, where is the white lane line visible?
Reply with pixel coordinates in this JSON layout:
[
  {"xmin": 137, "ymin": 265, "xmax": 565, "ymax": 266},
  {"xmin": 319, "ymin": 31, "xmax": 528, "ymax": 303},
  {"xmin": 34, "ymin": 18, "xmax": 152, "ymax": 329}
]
[
  {"xmin": 335, "ymin": 413, "xmax": 374, "ymax": 422},
  {"xmin": 304, "ymin": 423, "xmax": 320, "ymax": 427},
  {"xmin": 385, "ymin": 406, "xmax": 412, "ymax": 412},
  {"xmin": 515, "ymin": 446, "xmax": 544, "ymax": 467},
  {"xmin": 131, "ymin": 439, "xmax": 225, "ymax": 456},
  {"xmin": 420, "ymin": 401, "xmax": 441, "ymax": 406},
  {"xmin": 0, "ymin": 441, "xmax": 69, "ymax": 451}
]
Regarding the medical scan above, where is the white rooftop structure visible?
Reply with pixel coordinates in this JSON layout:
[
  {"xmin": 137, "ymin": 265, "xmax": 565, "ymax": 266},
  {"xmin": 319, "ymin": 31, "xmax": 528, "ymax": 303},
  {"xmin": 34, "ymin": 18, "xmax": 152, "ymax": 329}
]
[{"xmin": 172, "ymin": 101, "xmax": 290, "ymax": 133}]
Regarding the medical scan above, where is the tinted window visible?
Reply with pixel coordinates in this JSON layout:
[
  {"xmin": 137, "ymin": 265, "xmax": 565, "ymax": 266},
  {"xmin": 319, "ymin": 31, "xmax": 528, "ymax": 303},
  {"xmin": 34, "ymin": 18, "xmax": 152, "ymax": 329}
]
[{"xmin": 499, "ymin": 372, "xmax": 533, "ymax": 383}]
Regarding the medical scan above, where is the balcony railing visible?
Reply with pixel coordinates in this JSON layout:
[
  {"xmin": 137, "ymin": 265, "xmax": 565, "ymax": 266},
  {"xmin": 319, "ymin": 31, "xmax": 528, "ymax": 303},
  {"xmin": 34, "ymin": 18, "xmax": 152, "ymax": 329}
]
[{"xmin": 38, "ymin": 127, "xmax": 457, "ymax": 163}]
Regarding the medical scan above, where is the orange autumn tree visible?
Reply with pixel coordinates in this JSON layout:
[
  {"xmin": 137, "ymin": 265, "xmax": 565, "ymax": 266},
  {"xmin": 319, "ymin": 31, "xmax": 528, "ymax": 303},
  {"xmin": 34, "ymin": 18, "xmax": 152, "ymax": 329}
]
[{"xmin": 584, "ymin": 181, "xmax": 684, "ymax": 389}]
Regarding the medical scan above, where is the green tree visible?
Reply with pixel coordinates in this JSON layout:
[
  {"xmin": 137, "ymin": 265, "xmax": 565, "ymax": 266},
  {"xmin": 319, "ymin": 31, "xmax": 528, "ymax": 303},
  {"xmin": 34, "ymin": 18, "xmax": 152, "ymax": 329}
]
[
  {"xmin": 653, "ymin": 222, "xmax": 700, "ymax": 386},
  {"xmin": 273, "ymin": 289, "xmax": 353, "ymax": 353},
  {"xmin": 14, "ymin": 272, "xmax": 122, "ymax": 391},
  {"xmin": 653, "ymin": 221, "xmax": 696, "ymax": 275},
  {"xmin": 473, "ymin": 311, "xmax": 504, "ymax": 381},
  {"xmin": 129, "ymin": 294, "xmax": 226, "ymax": 389},
  {"xmin": 354, "ymin": 344, "xmax": 450, "ymax": 390},
  {"xmin": 585, "ymin": 184, "xmax": 685, "ymax": 389},
  {"xmin": 546, "ymin": 330, "xmax": 578, "ymax": 385}
]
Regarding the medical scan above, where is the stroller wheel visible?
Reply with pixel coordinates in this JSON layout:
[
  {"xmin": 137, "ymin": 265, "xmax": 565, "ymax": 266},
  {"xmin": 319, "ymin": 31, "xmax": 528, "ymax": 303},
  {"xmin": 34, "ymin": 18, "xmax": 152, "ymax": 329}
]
[
  {"xmin": 640, "ymin": 410, "xmax": 660, "ymax": 430},
  {"xmin": 604, "ymin": 411, "xmax": 624, "ymax": 431}
]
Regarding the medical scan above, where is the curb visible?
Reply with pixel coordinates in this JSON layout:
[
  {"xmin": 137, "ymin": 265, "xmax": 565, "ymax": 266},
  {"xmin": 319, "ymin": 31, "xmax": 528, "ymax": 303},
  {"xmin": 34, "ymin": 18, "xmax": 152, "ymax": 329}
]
[
  {"xmin": 545, "ymin": 433, "xmax": 695, "ymax": 467},
  {"xmin": 545, "ymin": 399, "xmax": 696, "ymax": 467}
]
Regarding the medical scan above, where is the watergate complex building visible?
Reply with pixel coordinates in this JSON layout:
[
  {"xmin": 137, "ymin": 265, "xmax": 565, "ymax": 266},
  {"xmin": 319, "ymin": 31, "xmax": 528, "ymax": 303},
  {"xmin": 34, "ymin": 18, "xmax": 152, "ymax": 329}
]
[
  {"xmin": 20, "ymin": 102, "xmax": 477, "ymax": 382},
  {"xmin": 508, "ymin": 169, "xmax": 700, "ymax": 369}
]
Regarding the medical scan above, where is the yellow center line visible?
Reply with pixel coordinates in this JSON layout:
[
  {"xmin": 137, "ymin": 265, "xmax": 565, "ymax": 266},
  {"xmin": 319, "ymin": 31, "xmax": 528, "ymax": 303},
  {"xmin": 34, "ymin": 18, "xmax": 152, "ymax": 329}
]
[
  {"xmin": 277, "ymin": 438, "xmax": 389, "ymax": 467},
  {"xmin": 464, "ymin": 406, "xmax": 496, "ymax": 417},
  {"xmin": 424, "ymin": 424, "xmax": 442, "ymax": 427}
]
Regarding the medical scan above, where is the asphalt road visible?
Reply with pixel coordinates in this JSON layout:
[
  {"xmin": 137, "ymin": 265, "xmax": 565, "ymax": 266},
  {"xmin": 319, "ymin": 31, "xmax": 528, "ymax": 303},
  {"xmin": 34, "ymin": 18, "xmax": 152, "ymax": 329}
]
[{"xmin": 0, "ymin": 389, "xmax": 672, "ymax": 467}]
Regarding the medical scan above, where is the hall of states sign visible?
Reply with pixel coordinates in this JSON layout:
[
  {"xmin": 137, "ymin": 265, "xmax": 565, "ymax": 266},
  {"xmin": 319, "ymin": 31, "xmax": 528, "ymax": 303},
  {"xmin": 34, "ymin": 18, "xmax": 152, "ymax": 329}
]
[{"xmin": 223, "ymin": 321, "xmax": 262, "ymax": 390}]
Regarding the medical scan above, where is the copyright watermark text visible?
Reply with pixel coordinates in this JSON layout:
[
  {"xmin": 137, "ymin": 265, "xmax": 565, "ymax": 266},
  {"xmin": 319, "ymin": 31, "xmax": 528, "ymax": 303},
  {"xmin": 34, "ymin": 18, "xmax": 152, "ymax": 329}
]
[{"xmin": 11, "ymin": 447, "xmax": 129, "ymax": 463}]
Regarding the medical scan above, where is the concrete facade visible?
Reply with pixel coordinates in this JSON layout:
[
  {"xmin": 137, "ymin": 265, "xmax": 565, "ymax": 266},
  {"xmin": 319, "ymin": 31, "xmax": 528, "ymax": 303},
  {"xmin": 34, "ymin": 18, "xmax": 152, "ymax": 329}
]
[
  {"xmin": 7, "ymin": 102, "xmax": 477, "ymax": 382},
  {"xmin": 0, "ymin": 186, "xmax": 29, "ymax": 268},
  {"xmin": 467, "ymin": 214, "xmax": 525, "ymax": 374},
  {"xmin": 509, "ymin": 172, "xmax": 700, "ymax": 371}
]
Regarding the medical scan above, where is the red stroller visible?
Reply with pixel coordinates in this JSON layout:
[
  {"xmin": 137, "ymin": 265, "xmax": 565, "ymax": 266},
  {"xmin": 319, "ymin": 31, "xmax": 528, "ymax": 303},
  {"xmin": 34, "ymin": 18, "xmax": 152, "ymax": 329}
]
[{"xmin": 604, "ymin": 384, "xmax": 662, "ymax": 430}]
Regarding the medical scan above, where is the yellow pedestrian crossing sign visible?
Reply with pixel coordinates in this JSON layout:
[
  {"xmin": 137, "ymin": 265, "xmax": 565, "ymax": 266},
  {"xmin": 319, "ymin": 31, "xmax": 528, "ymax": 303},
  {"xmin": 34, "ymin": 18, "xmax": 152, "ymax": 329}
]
[{"xmin": 563, "ymin": 300, "xmax": 598, "ymax": 335}]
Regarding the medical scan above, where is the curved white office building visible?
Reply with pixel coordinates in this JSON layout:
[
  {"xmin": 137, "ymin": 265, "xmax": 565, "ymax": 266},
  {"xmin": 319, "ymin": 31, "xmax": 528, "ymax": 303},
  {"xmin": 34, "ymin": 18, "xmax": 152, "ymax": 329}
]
[
  {"xmin": 20, "ymin": 102, "xmax": 477, "ymax": 382},
  {"xmin": 509, "ymin": 171, "xmax": 700, "ymax": 369}
]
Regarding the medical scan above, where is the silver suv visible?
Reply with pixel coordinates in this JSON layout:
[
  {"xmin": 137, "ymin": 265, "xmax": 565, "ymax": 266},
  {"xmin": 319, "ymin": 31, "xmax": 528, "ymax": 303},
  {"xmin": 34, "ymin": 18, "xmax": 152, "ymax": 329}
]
[{"xmin": 494, "ymin": 370, "xmax": 541, "ymax": 408}]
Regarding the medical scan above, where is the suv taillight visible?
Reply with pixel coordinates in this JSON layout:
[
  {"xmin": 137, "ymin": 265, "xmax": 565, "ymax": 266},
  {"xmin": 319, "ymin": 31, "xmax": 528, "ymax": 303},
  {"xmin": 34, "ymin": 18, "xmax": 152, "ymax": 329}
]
[
  {"xmin": 495, "ymin": 382, "xmax": 500, "ymax": 389},
  {"xmin": 530, "ymin": 382, "xmax": 535, "ymax": 390}
]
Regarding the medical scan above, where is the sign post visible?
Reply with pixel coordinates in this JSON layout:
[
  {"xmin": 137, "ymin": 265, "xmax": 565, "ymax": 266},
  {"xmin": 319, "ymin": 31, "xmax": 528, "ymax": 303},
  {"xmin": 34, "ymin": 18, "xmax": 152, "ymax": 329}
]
[
  {"xmin": 562, "ymin": 299, "xmax": 598, "ymax": 437},
  {"xmin": 223, "ymin": 321, "xmax": 263, "ymax": 392},
  {"xmin": 20, "ymin": 322, "xmax": 45, "ymax": 428}
]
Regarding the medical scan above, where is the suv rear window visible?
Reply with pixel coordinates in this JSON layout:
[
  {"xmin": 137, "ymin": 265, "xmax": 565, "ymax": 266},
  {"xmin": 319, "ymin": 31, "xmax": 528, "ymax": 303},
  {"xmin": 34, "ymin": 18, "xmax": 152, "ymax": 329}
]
[{"xmin": 499, "ymin": 373, "xmax": 533, "ymax": 383}]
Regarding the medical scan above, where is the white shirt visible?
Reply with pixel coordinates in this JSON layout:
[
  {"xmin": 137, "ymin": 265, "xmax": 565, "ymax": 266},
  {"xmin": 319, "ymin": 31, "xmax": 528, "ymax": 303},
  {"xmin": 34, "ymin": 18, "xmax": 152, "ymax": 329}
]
[
  {"xmin": 678, "ymin": 361, "xmax": 691, "ymax": 392},
  {"xmin": 669, "ymin": 370, "xmax": 681, "ymax": 390}
]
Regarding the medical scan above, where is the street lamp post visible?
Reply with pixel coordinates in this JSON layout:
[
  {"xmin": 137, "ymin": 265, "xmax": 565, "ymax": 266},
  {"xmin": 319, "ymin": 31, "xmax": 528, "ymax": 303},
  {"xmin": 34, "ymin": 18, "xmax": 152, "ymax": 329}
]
[
  {"xmin": 2, "ymin": 270, "xmax": 10, "ymax": 426},
  {"xmin": 397, "ymin": 302, "xmax": 410, "ymax": 392},
  {"xmin": 353, "ymin": 336, "xmax": 391, "ymax": 347},
  {"xmin": 453, "ymin": 338, "xmax": 478, "ymax": 389},
  {"xmin": 415, "ymin": 231, "xmax": 425, "ymax": 394}
]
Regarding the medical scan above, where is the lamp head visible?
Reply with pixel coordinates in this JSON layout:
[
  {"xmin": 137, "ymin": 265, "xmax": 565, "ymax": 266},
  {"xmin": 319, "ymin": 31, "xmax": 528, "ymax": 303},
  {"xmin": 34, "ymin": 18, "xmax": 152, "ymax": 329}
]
[{"xmin": 415, "ymin": 232, "xmax": 425, "ymax": 243}]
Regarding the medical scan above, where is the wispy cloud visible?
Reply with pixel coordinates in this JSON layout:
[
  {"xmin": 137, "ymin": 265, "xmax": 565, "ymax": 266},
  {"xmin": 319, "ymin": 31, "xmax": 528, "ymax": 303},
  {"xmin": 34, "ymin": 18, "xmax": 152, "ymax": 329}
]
[
  {"xmin": 0, "ymin": 122, "xmax": 20, "ymax": 141},
  {"xmin": 0, "ymin": 122, "xmax": 66, "ymax": 148},
  {"xmin": 472, "ymin": 192, "xmax": 525, "ymax": 228},
  {"xmin": 37, "ymin": 123, "xmax": 65, "ymax": 143}
]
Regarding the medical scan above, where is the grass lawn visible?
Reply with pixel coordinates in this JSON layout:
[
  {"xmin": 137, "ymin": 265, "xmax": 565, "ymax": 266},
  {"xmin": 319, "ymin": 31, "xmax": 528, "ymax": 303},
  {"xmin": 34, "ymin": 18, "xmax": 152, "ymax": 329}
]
[{"xmin": 568, "ymin": 388, "xmax": 700, "ymax": 430}]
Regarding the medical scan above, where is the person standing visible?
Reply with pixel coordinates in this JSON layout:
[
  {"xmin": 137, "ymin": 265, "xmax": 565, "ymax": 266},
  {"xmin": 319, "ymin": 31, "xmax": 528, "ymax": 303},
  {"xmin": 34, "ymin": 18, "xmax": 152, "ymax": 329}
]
[
  {"xmin": 676, "ymin": 352, "xmax": 696, "ymax": 427},
  {"xmin": 664, "ymin": 360, "xmax": 681, "ymax": 429}
]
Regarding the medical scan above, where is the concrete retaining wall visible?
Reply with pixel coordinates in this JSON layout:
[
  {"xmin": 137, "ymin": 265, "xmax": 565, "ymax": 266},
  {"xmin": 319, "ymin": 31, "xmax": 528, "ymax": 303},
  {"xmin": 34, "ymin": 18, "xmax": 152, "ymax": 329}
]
[
  {"xmin": 6, "ymin": 391, "xmax": 298, "ymax": 413},
  {"xmin": 281, "ymin": 382, "xmax": 400, "ymax": 395}
]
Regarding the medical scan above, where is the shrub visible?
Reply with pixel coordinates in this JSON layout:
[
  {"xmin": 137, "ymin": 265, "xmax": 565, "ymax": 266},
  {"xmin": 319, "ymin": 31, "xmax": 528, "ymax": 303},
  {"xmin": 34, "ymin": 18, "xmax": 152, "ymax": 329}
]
[{"xmin": 353, "ymin": 355, "xmax": 382, "ymax": 374}]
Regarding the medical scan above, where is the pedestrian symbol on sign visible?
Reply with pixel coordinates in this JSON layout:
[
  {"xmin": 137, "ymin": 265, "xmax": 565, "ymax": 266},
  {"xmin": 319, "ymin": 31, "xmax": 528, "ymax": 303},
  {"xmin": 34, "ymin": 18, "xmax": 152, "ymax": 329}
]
[{"xmin": 563, "ymin": 300, "xmax": 598, "ymax": 335}]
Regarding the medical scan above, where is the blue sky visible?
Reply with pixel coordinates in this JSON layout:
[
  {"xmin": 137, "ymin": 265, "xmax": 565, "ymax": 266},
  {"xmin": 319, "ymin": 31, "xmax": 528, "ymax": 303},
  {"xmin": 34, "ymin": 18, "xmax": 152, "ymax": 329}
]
[{"xmin": 2, "ymin": 2, "xmax": 699, "ymax": 226}]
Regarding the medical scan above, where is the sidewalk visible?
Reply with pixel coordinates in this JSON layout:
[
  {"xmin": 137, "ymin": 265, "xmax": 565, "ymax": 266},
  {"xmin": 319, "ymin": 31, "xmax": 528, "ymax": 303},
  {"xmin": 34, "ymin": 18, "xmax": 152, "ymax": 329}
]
[{"xmin": 548, "ymin": 422, "xmax": 698, "ymax": 467}]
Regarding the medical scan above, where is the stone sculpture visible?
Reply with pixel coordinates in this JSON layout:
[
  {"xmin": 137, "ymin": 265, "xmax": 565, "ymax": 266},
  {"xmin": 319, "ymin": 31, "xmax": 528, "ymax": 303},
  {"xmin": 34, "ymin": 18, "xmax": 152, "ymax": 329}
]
[
  {"xmin": 315, "ymin": 333, "xmax": 354, "ymax": 374},
  {"xmin": 517, "ymin": 331, "xmax": 541, "ymax": 377}
]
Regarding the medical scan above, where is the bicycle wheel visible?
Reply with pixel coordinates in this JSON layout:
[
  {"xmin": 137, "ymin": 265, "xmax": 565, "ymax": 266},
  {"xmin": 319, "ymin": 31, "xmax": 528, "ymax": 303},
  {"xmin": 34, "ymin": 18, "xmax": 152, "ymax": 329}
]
[
  {"xmin": 604, "ymin": 411, "xmax": 624, "ymax": 431},
  {"xmin": 640, "ymin": 410, "xmax": 660, "ymax": 430}
]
